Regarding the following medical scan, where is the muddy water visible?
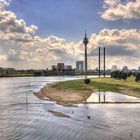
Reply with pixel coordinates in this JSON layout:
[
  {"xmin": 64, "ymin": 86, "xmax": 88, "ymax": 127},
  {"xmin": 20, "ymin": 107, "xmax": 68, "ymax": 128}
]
[{"xmin": 0, "ymin": 77, "xmax": 140, "ymax": 140}]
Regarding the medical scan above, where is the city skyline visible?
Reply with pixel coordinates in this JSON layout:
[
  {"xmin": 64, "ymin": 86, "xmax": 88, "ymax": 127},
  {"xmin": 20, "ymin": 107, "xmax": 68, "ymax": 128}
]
[{"xmin": 0, "ymin": 0, "xmax": 140, "ymax": 69}]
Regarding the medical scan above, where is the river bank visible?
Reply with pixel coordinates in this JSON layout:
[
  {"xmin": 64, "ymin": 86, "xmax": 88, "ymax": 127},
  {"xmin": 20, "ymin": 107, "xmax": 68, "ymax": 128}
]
[
  {"xmin": 35, "ymin": 77, "xmax": 140, "ymax": 106},
  {"xmin": 35, "ymin": 83, "xmax": 91, "ymax": 106}
]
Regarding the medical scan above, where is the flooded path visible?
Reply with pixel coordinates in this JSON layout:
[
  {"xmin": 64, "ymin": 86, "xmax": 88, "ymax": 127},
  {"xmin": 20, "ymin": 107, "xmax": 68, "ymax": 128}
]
[{"xmin": 0, "ymin": 77, "xmax": 140, "ymax": 140}]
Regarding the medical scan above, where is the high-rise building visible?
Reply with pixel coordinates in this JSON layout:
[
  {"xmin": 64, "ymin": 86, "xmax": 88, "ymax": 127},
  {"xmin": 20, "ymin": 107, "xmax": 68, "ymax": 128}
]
[
  {"xmin": 122, "ymin": 66, "xmax": 129, "ymax": 73},
  {"xmin": 57, "ymin": 63, "xmax": 65, "ymax": 71},
  {"xmin": 111, "ymin": 65, "xmax": 118, "ymax": 71},
  {"xmin": 76, "ymin": 61, "xmax": 84, "ymax": 71}
]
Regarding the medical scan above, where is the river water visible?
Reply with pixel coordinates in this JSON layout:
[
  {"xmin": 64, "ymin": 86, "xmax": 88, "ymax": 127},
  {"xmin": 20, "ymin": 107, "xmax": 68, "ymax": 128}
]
[
  {"xmin": 0, "ymin": 76, "xmax": 140, "ymax": 140},
  {"xmin": 87, "ymin": 91, "xmax": 140, "ymax": 103}
]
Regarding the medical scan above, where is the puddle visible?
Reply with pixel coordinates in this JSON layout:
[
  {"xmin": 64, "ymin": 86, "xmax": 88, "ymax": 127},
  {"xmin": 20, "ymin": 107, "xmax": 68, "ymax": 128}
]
[{"xmin": 87, "ymin": 91, "xmax": 140, "ymax": 103}]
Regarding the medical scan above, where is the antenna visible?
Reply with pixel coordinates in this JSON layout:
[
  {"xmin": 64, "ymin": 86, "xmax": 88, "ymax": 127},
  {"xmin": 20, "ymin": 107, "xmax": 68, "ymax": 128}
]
[{"xmin": 85, "ymin": 29, "xmax": 87, "ymax": 38}]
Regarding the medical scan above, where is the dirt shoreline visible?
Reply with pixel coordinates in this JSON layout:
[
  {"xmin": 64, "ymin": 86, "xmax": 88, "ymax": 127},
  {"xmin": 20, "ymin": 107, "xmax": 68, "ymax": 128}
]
[
  {"xmin": 35, "ymin": 83, "xmax": 140, "ymax": 106},
  {"xmin": 119, "ymin": 87, "xmax": 140, "ymax": 98},
  {"xmin": 35, "ymin": 83, "xmax": 92, "ymax": 106}
]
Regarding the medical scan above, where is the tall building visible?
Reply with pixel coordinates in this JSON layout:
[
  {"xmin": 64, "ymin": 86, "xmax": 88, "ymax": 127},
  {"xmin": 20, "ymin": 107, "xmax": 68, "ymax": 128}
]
[
  {"xmin": 111, "ymin": 65, "xmax": 118, "ymax": 71},
  {"xmin": 76, "ymin": 61, "xmax": 84, "ymax": 72},
  {"xmin": 122, "ymin": 66, "xmax": 129, "ymax": 73},
  {"xmin": 57, "ymin": 63, "xmax": 65, "ymax": 71}
]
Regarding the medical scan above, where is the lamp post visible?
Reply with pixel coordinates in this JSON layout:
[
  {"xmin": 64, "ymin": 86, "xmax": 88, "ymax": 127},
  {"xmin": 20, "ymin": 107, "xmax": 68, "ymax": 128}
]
[
  {"xmin": 103, "ymin": 47, "xmax": 106, "ymax": 77},
  {"xmin": 83, "ymin": 32, "xmax": 89, "ymax": 79},
  {"xmin": 99, "ymin": 47, "xmax": 101, "ymax": 77}
]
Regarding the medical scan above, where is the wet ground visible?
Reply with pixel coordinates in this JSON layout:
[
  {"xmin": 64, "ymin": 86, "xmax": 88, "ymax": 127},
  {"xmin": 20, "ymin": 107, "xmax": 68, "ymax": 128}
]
[
  {"xmin": 87, "ymin": 91, "xmax": 140, "ymax": 103},
  {"xmin": 0, "ymin": 77, "xmax": 140, "ymax": 140}
]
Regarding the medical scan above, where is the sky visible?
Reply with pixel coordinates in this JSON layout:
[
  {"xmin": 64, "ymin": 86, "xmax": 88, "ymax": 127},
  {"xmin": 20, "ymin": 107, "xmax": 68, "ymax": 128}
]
[{"xmin": 0, "ymin": 0, "xmax": 140, "ymax": 69}]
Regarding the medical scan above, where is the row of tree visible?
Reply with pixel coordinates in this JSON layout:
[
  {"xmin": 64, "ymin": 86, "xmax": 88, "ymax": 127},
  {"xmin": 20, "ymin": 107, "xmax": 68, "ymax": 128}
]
[
  {"xmin": 135, "ymin": 73, "xmax": 140, "ymax": 82},
  {"xmin": 111, "ymin": 71, "xmax": 140, "ymax": 82},
  {"xmin": 111, "ymin": 71, "xmax": 130, "ymax": 80}
]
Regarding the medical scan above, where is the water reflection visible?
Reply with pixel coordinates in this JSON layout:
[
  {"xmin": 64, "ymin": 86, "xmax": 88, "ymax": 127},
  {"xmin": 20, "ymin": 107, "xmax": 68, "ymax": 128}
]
[
  {"xmin": 87, "ymin": 91, "xmax": 140, "ymax": 103},
  {"xmin": 0, "ymin": 77, "xmax": 140, "ymax": 140}
]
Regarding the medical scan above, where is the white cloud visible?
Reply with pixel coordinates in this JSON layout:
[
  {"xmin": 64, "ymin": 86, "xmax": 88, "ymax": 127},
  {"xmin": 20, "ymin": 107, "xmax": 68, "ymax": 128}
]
[
  {"xmin": 0, "ymin": 3, "xmax": 140, "ymax": 69},
  {"xmin": 88, "ymin": 28, "xmax": 140, "ymax": 69},
  {"xmin": 0, "ymin": 0, "xmax": 11, "ymax": 6},
  {"xmin": 101, "ymin": 0, "xmax": 140, "ymax": 20},
  {"xmin": 0, "ymin": 3, "xmax": 38, "ymax": 41},
  {"xmin": 90, "ymin": 28, "xmax": 140, "ymax": 50},
  {"xmin": 0, "ymin": 2, "xmax": 83, "ymax": 67},
  {"xmin": 4, "ymin": 28, "xmax": 139, "ymax": 69}
]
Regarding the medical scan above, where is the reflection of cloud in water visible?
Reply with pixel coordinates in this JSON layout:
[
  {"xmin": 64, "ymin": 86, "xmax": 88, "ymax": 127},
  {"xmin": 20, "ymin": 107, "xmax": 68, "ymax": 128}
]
[{"xmin": 87, "ymin": 91, "xmax": 140, "ymax": 103}]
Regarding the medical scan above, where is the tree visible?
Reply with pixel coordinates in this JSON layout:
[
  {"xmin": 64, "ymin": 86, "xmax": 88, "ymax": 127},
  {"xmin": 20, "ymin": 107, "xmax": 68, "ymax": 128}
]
[
  {"xmin": 121, "ymin": 73, "xmax": 127, "ymax": 80},
  {"xmin": 111, "ymin": 71, "xmax": 121, "ymax": 79},
  {"xmin": 135, "ymin": 73, "xmax": 140, "ymax": 82},
  {"xmin": 117, "ymin": 71, "xmax": 122, "ymax": 79},
  {"xmin": 128, "ymin": 71, "xmax": 132, "ymax": 77},
  {"xmin": 111, "ymin": 71, "xmax": 128, "ymax": 80}
]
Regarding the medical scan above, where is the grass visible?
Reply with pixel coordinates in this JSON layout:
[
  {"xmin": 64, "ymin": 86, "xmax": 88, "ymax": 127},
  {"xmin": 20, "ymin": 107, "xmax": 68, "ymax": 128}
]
[
  {"xmin": 53, "ymin": 77, "xmax": 140, "ymax": 93},
  {"xmin": 0, "ymin": 73, "xmax": 34, "ymax": 77},
  {"xmin": 93, "ymin": 77, "xmax": 140, "ymax": 92},
  {"xmin": 53, "ymin": 80, "xmax": 91, "ymax": 90}
]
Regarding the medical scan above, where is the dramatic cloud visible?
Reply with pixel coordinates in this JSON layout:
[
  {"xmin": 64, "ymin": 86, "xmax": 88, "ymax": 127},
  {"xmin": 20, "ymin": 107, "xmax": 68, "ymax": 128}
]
[
  {"xmin": 0, "ymin": 3, "xmax": 84, "ymax": 69},
  {"xmin": 101, "ymin": 0, "xmax": 140, "ymax": 20},
  {"xmin": 0, "ymin": 2, "xmax": 140, "ymax": 69},
  {"xmin": 89, "ymin": 28, "xmax": 140, "ymax": 69},
  {"xmin": 0, "ymin": 2, "xmax": 38, "ymax": 36},
  {"xmin": 17, "ymin": 35, "xmax": 83, "ymax": 63},
  {"xmin": 90, "ymin": 28, "xmax": 140, "ymax": 51}
]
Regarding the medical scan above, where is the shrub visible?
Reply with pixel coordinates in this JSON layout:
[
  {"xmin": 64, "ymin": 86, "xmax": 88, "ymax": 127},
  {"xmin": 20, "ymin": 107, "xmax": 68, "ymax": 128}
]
[{"xmin": 84, "ymin": 79, "xmax": 91, "ymax": 84}]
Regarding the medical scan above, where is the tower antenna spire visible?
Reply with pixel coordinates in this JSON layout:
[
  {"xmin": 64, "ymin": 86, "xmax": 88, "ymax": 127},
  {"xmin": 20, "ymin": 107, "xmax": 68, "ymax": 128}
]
[{"xmin": 85, "ymin": 29, "xmax": 87, "ymax": 38}]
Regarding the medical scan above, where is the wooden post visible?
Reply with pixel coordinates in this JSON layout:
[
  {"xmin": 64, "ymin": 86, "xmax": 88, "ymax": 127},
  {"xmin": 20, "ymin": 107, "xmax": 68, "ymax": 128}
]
[{"xmin": 104, "ymin": 95, "xmax": 106, "ymax": 103}]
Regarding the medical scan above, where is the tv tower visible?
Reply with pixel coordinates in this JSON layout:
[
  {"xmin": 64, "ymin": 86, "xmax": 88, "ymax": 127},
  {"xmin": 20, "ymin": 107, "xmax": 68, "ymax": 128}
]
[{"xmin": 83, "ymin": 31, "xmax": 89, "ymax": 76}]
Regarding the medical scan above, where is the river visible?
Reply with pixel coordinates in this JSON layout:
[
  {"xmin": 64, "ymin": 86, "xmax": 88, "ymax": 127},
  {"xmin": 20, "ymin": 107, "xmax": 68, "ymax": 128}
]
[{"xmin": 0, "ymin": 76, "xmax": 140, "ymax": 140}]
